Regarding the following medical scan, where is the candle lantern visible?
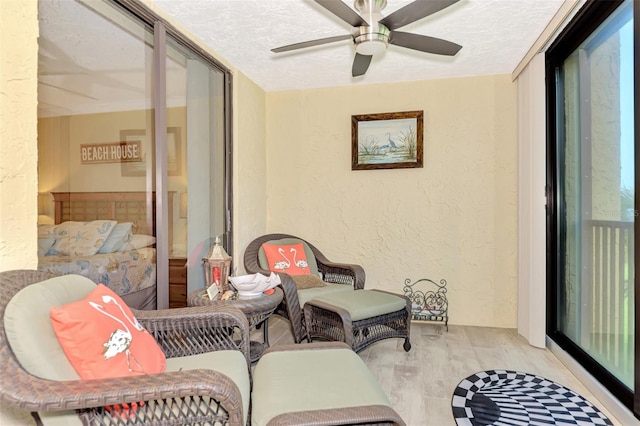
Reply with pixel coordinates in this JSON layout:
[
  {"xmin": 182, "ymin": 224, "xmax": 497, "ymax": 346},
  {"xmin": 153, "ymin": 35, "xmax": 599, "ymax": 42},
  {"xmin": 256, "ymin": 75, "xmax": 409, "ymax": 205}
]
[{"xmin": 203, "ymin": 236, "xmax": 232, "ymax": 293}]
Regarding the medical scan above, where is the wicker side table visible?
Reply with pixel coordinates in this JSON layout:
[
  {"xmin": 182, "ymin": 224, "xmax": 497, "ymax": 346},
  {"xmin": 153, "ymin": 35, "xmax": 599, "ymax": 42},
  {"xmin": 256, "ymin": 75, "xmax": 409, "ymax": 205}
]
[{"xmin": 188, "ymin": 287, "xmax": 283, "ymax": 363}]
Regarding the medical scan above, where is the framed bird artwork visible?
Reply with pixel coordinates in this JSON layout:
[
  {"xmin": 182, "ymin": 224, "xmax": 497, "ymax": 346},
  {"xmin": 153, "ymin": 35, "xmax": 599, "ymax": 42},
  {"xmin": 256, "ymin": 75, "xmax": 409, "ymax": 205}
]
[{"xmin": 351, "ymin": 110, "xmax": 423, "ymax": 170}]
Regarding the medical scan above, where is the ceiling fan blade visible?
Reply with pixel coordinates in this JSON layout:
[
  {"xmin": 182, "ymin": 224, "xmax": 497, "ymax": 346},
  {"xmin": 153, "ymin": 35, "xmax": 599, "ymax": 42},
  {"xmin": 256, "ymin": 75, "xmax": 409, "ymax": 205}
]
[
  {"xmin": 315, "ymin": 0, "xmax": 368, "ymax": 27},
  {"xmin": 379, "ymin": 0, "xmax": 459, "ymax": 30},
  {"xmin": 272, "ymin": 34, "xmax": 352, "ymax": 53},
  {"xmin": 38, "ymin": 81, "xmax": 99, "ymax": 100},
  {"xmin": 352, "ymin": 53, "xmax": 372, "ymax": 77},
  {"xmin": 390, "ymin": 31, "xmax": 462, "ymax": 56},
  {"xmin": 39, "ymin": 71, "xmax": 89, "ymax": 76}
]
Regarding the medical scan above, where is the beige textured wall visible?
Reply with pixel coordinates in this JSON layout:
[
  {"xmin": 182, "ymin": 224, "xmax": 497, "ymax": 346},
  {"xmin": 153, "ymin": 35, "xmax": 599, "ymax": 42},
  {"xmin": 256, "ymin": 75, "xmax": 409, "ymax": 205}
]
[
  {"xmin": 266, "ymin": 74, "xmax": 518, "ymax": 327},
  {"xmin": 0, "ymin": 2, "xmax": 42, "ymax": 423},
  {"xmin": 234, "ymin": 73, "xmax": 267, "ymax": 264},
  {"xmin": 0, "ymin": 0, "xmax": 38, "ymax": 272}
]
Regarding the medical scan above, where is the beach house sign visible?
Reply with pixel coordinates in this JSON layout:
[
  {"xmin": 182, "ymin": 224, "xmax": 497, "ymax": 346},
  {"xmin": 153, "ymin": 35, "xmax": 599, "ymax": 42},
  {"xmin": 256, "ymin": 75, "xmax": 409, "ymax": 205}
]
[{"xmin": 80, "ymin": 141, "xmax": 142, "ymax": 164}]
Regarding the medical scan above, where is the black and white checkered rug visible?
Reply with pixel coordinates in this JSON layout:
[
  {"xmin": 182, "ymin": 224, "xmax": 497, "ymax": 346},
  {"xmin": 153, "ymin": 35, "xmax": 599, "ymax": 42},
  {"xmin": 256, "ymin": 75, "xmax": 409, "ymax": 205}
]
[{"xmin": 452, "ymin": 370, "xmax": 613, "ymax": 426}]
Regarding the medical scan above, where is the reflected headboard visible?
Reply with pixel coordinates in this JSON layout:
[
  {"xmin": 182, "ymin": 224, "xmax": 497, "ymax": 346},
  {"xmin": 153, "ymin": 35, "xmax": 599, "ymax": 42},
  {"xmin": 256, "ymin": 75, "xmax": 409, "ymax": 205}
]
[{"xmin": 51, "ymin": 191, "xmax": 174, "ymax": 245}]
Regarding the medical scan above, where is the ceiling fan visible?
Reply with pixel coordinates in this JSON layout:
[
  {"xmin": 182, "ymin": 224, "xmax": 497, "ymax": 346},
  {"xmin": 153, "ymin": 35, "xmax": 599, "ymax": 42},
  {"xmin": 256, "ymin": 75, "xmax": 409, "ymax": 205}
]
[{"xmin": 271, "ymin": 0, "xmax": 463, "ymax": 77}]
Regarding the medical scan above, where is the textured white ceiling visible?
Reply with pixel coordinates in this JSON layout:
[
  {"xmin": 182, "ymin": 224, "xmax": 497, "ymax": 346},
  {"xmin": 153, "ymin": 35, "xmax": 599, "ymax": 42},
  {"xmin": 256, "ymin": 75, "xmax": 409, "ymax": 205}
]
[
  {"xmin": 37, "ymin": 0, "xmax": 565, "ymax": 116},
  {"xmin": 151, "ymin": 0, "xmax": 565, "ymax": 92}
]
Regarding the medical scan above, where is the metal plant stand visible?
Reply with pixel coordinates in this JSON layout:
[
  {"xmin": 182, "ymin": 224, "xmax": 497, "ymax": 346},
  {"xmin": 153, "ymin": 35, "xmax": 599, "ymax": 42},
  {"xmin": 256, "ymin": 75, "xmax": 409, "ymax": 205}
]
[{"xmin": 403, "ymin": 277, "xmax": 448, "ymax": 330}]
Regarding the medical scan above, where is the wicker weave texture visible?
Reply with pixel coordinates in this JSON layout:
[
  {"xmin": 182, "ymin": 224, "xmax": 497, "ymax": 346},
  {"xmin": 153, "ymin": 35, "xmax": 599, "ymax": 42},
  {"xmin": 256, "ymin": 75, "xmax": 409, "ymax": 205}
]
[
  {"xmin": 0, "ymin": 270, "xmax": 249, "ymax": 425},
  {"xmin": 187, "ymin": 288, "xmax": 283, "ymax": 329},
  {"xmin": 267, "ymin": 404, "xmax": 406, "ymax": 426},
  {"xmin": 244, "ymin": 234, "xmax": 366, "ymax": 344},
  {"xmin": 187, "ymin": 287, "xmax": 283, "ymax": 362},
  {"xmin": 304, "ymin": 291, "xmax": 412, "ymax": 353}
]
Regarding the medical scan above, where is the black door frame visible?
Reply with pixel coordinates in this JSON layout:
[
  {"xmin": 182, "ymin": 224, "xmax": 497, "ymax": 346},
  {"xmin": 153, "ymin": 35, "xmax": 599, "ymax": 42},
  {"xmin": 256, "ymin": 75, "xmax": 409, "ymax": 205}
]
[{"xmin": 546, "ymin": 0, "xmax": 638, "ymax": 416}]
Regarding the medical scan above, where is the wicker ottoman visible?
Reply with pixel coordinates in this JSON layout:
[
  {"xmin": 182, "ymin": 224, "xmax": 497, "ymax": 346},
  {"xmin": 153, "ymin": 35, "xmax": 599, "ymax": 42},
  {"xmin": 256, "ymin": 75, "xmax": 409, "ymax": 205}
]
[
  {"xmin": 252, "ymin": 342, "xmax": 405, "ymax": 426},
  {"xmin": 303, "ymin": 290, "xmax": 411, "ymax": 353}
]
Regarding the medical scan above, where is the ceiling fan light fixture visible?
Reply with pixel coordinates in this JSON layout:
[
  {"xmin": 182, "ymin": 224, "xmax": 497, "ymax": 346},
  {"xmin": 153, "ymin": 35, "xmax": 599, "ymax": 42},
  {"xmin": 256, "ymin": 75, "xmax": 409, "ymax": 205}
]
[
  {"xmin": 355, "ymin": 39, "xmax": 387, "ymax": 55},
  {"xmin": 354, "ymin": 23, "xmax": 389, "ymax": 55}
]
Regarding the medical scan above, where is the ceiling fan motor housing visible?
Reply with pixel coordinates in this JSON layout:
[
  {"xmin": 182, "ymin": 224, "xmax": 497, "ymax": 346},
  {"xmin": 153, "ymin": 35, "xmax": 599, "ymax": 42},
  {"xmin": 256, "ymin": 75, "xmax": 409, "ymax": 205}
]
[
  {"xmin": 353, "ymin": 0, "xmax": 387, "ymax": 14},
  {"xmin": 353, "ymin": 0, "xmax": 389, "ymax": 55},
  {"xmin": 354, "ymin": 24, "xmax": 389, "ymax": 55}
]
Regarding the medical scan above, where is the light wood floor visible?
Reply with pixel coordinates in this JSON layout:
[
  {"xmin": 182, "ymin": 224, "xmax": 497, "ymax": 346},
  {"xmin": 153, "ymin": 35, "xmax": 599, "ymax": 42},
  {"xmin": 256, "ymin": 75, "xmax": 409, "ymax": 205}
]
[
  {"xmin": 0, "ymin": 316, "xmax": 624, "ymax": 425},
  {"xmin": 264, "ymin": 316, "xmax": 622, "ymax": 426}
]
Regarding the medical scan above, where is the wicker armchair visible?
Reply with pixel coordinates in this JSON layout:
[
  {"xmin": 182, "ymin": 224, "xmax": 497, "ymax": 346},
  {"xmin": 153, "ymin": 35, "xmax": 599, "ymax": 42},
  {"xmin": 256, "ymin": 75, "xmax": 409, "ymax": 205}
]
[
  {"xmin": 244, "ymin": 233, "xmax": 365, "ymax": 344},
  {"xmin": 0, "ymin": 270, "xmax": 250, "ymax": 426}
]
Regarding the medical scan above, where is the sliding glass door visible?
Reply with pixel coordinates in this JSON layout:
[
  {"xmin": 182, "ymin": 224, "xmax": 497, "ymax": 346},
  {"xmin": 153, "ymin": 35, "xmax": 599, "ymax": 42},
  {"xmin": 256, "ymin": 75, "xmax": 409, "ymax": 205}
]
[
  {"xmin": 37, "ymin": 0, "xmax": 158, "ymax": 309},
  {"xmin": 547, "ymin": 0, "xmax": 636, "ymax": 411},
  {"xmin": 37, "ymin": 0, "xmax": 232, "ymax": 309},
  {"xmin": 164, "ymin": 35, "xmax": 230, "ymax": 296}
]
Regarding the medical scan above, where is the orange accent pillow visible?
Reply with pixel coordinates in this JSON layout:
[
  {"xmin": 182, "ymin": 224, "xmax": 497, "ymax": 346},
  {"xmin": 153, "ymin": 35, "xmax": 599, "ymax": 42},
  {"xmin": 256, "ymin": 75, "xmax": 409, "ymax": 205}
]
[
  {"xmin": 50, "ymin": 284, "xmax": 166, "ymax": 380},
  {"xmin": 262, "ymin": 243, "xmax": 311, "ymax": 275}
]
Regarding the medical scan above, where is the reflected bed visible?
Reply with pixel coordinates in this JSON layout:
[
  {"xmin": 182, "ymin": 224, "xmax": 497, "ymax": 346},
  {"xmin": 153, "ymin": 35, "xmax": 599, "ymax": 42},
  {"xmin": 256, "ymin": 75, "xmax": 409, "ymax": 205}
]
[{"xmin": 36, "ymin": 191, "xmax": 171, "ymax": 310}]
